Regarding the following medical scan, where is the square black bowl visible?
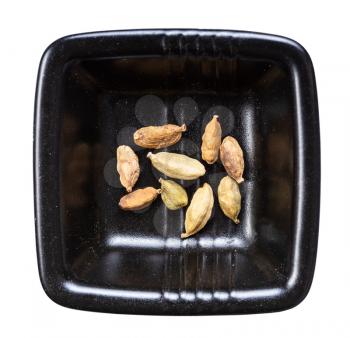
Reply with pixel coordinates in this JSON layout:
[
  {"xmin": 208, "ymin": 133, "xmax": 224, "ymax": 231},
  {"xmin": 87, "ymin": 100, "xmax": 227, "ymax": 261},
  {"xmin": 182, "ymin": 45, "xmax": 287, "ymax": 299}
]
[{"xmin": 34, "ymin": 29, "xmax": 320, "ymax": 315}]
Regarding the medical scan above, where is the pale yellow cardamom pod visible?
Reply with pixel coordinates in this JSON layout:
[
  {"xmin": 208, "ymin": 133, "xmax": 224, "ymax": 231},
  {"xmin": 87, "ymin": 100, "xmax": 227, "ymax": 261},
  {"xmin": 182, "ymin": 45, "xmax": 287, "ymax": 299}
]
[
  {"xmin": 159, "ymin": 178, "xmax": 188, "ymax": 210},
  {"xmin": 220, "ymin": 136, "xmax": 245, "ymax": 183},
  {"xmin": 201, "ymin": 115, "xmax": 222, "ymax": 164},
  {"xmin": 133, "ymin": 124, "xmax": 186, "ymax": 149},
  {"xmin": 147, "ymin": 152, "xmax": 205, "ymax": 180},
  {"xmin": 119, "ymin": 187, "xmax": 161, "ymax": 211},
  {"xmin": 218, "ymin": 176, "xmax": 241, "ymax": 224},
  {"xmin": 116, "ymin": 145, "xmax": 140, "ymax": 192},
  {"xmin": 182, "ymin": 183, "xmax": 214, "ymax": 238}
]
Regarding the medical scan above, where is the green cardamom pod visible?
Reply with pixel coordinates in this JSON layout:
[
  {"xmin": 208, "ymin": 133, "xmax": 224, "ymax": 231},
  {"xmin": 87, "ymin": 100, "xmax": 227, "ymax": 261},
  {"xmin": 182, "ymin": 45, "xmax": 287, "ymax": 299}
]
[
  {"xmin": 201, "ymin": 115, "xmax": 222, "ymax": 164},
  {"xmin": 220, "ymin": 136, "xmax": 245, "ymax": 183},
  {"xmin": 159, "ymin": 178, "xmax": 188, "ymax": 210},
  {"xmin": 119, "ymin": 187, "xmax": 161, "ymax": 211},
  {"xmin": 218, "ymin": 176, "xmax": 241, "ymax": 223},
  {"xmin": 182, "ymin": 183, "xmax": 214, "ymax": 238},
  {"xmin": 147, "ymin": 152, "xmax": 205, "ymax": 180}
]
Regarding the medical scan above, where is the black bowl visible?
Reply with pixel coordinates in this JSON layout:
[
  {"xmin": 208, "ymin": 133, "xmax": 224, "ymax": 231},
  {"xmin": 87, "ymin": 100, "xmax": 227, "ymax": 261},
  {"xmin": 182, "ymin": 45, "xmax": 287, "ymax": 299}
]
[{"xmin": 34, "ymin": 29, "xmax": 320, "ymax": 315}]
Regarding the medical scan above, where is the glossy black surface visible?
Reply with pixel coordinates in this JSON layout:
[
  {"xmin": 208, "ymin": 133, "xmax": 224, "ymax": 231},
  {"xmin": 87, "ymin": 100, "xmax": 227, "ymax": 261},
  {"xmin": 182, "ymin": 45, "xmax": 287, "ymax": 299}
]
[{"xmin": 34, "ymin": 30, "xmax": 320, "ymax": 314}]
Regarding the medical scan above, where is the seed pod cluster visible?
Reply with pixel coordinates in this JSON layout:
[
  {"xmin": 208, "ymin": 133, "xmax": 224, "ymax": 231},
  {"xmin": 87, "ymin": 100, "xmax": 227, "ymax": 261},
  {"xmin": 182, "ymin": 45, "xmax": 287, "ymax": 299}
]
[{"xmin": 115, "ymin": 111, "xmax": 245, "ymax": 239}]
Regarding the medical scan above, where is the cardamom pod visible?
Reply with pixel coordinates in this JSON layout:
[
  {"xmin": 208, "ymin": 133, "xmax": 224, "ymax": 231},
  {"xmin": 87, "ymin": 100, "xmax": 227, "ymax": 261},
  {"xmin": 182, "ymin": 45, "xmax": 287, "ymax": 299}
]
[
  {"xmin": 147, "ymin": 152, "xmax": 205, "ymax": 180},
  {"xmin": 116, "ymin": 145, "xmax": 140, "ymax": 192},
  {"xmin": 119, "ymin": 187, "xmax": 161, "ymax": 211},
  {"xmin": 182, "ymin": 183, "xmax": 214, "ymax": 238},
  {"xmin": 201, "ymin": 115, "xmax": 222, "ymax": 164},
  {"xmin": 133, "ymin": 124, "xmax": 186, "ymax": 149},
  {"xmin": 159, "ymin": 178, "xmax": 188, "ymax": 210},
  {"xmin": 220, "ymin": 136, "xmax": 245, "ymax": 183},
  {"xmin": 218, "ymin": 176, "xmax": 241, "ymax": 224}
]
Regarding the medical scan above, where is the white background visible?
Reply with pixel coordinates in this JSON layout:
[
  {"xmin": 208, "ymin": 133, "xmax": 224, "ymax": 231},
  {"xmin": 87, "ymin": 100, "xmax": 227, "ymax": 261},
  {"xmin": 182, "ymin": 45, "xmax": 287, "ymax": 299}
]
[{"xmin": 1, "ymin": 1, "xmax": 349, "ymax": 337}]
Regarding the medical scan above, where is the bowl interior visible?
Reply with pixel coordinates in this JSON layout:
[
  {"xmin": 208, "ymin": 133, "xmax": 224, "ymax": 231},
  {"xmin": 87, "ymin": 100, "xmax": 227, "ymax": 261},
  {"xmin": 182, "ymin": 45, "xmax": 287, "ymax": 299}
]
[{"xmin": 60, "ymin": 55, "xmax": 294, "ymax": 292}]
